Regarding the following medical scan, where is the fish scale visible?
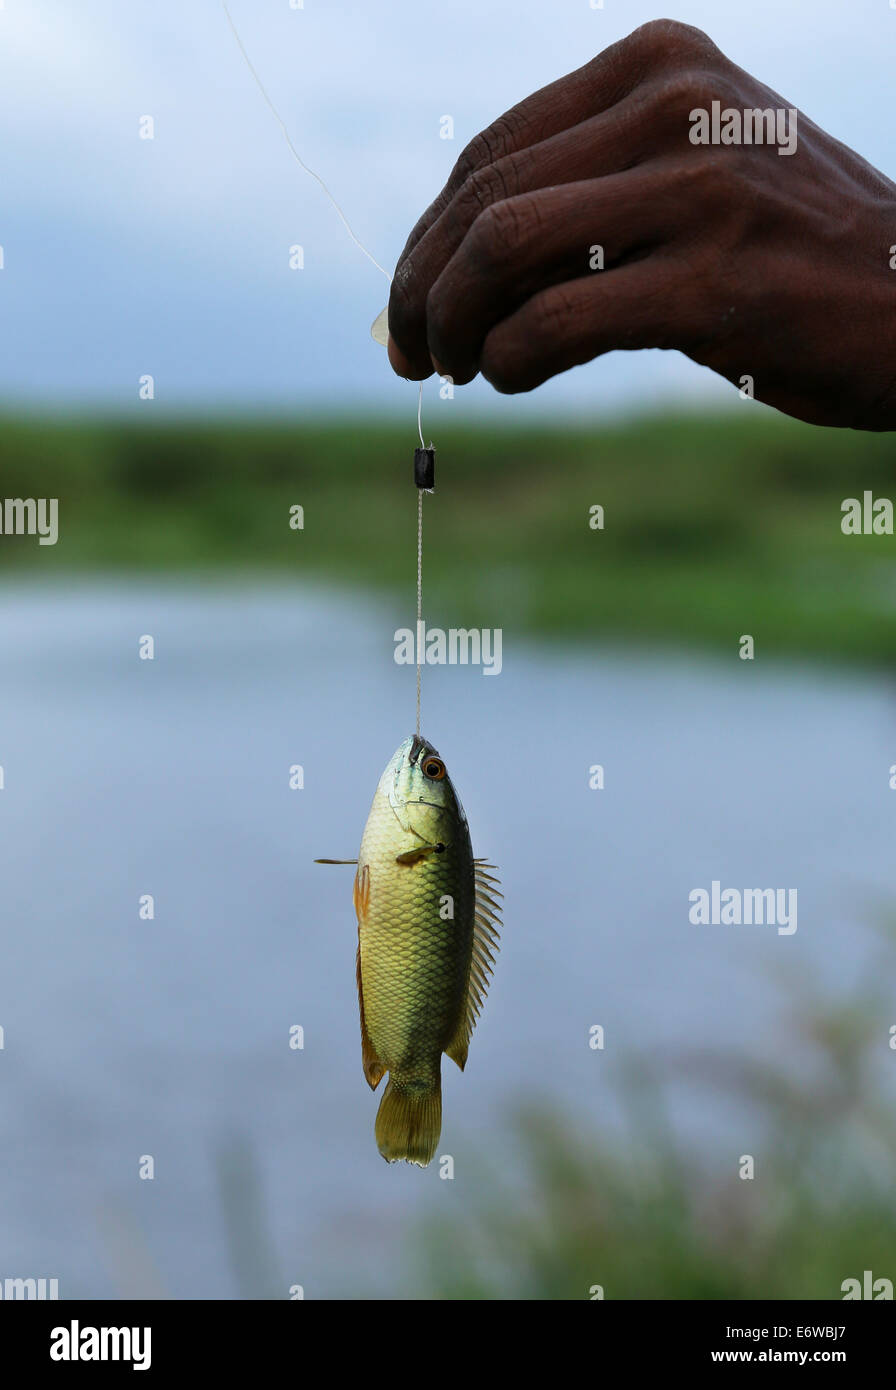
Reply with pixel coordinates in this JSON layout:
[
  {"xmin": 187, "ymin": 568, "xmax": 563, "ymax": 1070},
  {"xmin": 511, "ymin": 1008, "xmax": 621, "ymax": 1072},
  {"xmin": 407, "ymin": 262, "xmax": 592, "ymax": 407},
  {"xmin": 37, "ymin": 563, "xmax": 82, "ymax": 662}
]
[{"xmin": 359, "ymin": 808, "xmax": 474, "ymax": 1076}]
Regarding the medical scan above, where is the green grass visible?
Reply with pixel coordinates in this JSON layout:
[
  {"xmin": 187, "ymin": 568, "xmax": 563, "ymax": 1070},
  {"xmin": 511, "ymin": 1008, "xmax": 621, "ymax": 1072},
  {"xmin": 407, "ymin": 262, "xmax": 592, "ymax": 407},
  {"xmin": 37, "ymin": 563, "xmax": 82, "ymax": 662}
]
[
  {"xmin": 413, "ymin": 930, "xmax": 896, "ymax": 1300},
  {"xmin": 3, "ymin": 409, "xmax": 896, "ymax": 662},
  {"xmin": 414, "ymin": 1104, "xmax": 896, "ymax": 1300}
]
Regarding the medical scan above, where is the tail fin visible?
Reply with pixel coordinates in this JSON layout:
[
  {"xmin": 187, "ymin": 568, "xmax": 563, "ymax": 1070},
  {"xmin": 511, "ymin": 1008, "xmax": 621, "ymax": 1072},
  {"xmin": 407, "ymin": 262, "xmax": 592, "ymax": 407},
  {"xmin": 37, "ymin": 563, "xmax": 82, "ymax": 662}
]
[{"xmin": 375, "ymin": 1075, "xmax": 441, "ymax": 1167}]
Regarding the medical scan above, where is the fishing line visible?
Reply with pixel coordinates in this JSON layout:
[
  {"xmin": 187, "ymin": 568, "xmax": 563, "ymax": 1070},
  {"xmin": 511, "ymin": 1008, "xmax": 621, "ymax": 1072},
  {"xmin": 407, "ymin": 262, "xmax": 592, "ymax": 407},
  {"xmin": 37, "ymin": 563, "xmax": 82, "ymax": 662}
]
[
  {"xmin": 416, "ymin": 383, "xmax": 425, "ymax": 450},
  {"xmin": 416, "ymin": 488, "xmax": 424, "ymax": 738},
  {"xmin": 414, "ymin": 442, "xmax": 435, "ymax": 734},
  {"xmin": 221, "ymin": 1, "xmax": 436, "ymax": 735},
  {"xmin": 416, "ymin": 383, "xmax": 425, "ymax": 738},
  {"xmin": 221, "ymin": 1, "xmax": 391, "ymax": 282}
]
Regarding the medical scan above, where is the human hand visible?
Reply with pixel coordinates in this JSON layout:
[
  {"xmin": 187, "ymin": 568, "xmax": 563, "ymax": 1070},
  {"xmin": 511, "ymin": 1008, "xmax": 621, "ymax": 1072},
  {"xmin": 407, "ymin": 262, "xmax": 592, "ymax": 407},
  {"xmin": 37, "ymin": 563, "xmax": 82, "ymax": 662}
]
[{"xmin": 386, "ymin": 19, "xmax": 896, "ymax": 430}]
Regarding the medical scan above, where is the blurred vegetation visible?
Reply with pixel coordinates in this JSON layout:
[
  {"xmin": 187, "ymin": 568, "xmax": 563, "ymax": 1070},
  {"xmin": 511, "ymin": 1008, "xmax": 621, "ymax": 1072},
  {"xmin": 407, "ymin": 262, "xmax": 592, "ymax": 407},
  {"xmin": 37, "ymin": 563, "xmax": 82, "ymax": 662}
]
[
  {"xmin": 414, "ymin": 929, "xmax": 896, "ymax": 1300},
  {"xmin": 3, "ymin": 409, "xmax": 896, "ymax": 663},
  {"xmin": 105, "ymin": 923, "xmax": 896, "ymax": 1300},
  {"xmin": 197, "ymin": 924, "xmax": 896, "ymax": 1302}
]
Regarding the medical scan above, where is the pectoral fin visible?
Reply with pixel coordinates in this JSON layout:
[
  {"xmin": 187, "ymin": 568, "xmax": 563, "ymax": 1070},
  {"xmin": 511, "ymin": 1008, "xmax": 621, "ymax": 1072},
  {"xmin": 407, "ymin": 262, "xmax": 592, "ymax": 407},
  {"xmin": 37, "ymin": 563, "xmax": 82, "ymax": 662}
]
[
  {"xmin": 395, "ymin": 843, "xmax": 445, "ymax": 866},
  {"xmin": 445, "ymin": 859, "xmax": 502, "ymax": 1072}
]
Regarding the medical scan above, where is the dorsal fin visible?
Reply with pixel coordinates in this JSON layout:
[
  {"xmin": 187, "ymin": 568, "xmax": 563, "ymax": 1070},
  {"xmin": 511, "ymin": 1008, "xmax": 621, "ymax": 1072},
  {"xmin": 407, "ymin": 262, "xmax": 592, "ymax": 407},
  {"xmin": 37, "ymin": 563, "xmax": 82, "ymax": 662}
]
[{"xmin": 445, "ymin": 860, "xmax": 502, "ymax": 1072}]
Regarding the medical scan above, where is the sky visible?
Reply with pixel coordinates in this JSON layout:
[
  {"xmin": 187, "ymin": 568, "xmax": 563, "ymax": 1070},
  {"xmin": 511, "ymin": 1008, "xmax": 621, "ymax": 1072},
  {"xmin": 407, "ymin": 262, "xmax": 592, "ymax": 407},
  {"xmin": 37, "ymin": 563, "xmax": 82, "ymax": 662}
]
[{"xmin": 0, "ymin": 0, "xmax": 893, "ymax": 421}]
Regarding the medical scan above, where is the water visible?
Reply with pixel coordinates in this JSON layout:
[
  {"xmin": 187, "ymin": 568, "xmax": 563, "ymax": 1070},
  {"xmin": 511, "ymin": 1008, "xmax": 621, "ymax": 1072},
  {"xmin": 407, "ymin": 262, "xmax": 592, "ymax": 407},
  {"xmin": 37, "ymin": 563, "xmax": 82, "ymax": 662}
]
[{"xmin": 1, "ymin": 581, "xmax": 894, "ymax": 1298}]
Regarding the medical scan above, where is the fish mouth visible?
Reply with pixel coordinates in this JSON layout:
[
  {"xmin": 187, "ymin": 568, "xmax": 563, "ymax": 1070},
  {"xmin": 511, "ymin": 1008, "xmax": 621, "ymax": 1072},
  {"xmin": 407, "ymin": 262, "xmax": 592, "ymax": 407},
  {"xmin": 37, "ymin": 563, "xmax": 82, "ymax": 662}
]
[{"xmin": 408, "ymin": 734, "xmax": 438, "ymax": 766}]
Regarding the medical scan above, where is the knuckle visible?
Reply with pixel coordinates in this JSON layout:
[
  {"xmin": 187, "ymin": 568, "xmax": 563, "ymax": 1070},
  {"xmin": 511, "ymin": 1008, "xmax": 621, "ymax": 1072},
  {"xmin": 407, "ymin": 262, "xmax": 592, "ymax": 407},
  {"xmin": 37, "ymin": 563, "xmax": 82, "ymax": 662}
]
[
  {"xmin": 458, "ymin": 163, "xmax": 514, "ymax": 218},
  {"xmin": 687, "ymin": 148, "xmax": 739, "ymax": 197},
  {"xmin": 531, "ymin": 287, "xmax": 579, "ymax": 346},
  {"xmin": 629, "ymin": 18, "xmax": 716, "ymax": 64},
  {"xmin": 648, "ymin": 151, "xmax": 739, "ymax": 221},
  {"xmin": 449, "ymin": 143, "xmax": 479, "ymax": 193},
  {"xmin": 467, "ymin": 197, "xmax": 532, "ymax": 269},
  {"xmin": 452, "ymin": 113, "xmax": 522, "ymax": 186},
  {"xmin": 674, "ymin": 154, "xmax": 721, "ymax": 197},
  {"xmin": 472, "ymin": 113, "xmax": 523, "ymax": 166},
  {"xmin": 650, "ymin": 68, "xmax": 730, "ymax": 118}
]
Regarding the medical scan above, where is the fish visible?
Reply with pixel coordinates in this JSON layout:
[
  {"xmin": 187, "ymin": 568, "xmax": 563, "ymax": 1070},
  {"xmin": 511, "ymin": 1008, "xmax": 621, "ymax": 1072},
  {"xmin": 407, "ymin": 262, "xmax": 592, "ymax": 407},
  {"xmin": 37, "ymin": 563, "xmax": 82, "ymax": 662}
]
[{"xmin": 317, "ymin": 733, "xmax": 501, "ymax": 1166}]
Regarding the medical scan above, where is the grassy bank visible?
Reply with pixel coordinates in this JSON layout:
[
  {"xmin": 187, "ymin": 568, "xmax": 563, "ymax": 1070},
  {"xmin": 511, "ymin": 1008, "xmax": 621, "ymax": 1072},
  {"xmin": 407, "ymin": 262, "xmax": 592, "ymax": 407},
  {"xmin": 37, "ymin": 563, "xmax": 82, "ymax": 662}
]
[{"xmin": 2, "ymin": 410, "xmax": 895, "ymax": 663}]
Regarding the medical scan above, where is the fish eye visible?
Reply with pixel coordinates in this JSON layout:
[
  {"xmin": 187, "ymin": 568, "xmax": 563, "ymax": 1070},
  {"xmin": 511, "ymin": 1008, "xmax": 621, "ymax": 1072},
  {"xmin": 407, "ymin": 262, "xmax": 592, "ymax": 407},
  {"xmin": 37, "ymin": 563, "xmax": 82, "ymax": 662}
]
[
  {"xmin": 435, "ymin": 842, "xmax": 445, "ymax": 853},
  {"xmin": 422, "ymin": 757, "xmax": 446, "ymax": 781}
]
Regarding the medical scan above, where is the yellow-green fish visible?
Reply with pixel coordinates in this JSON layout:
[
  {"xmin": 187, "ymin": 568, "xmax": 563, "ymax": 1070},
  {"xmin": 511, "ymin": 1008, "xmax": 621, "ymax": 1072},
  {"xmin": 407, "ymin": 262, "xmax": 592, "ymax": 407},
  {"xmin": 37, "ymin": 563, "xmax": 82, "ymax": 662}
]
[{"xmin": 318, "ymin": 734, "xmax": 501, "ymax": 1166}]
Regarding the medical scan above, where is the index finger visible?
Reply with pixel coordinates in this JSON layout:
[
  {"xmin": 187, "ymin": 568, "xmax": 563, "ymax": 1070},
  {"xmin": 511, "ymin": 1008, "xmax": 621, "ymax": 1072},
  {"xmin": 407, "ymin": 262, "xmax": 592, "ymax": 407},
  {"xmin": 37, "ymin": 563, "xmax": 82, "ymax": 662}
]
[{"xmin": 387, "ymin": 21, "xmax": 706, "ymax": 378}]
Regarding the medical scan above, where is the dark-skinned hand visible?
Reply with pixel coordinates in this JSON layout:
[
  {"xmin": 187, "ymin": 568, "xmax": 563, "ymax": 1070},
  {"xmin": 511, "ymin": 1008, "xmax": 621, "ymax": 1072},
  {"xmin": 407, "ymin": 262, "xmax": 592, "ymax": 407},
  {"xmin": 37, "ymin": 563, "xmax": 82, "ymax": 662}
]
[{"xmin": 386, "ymin": 19, "xmax": 896, "ymax": 430}]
